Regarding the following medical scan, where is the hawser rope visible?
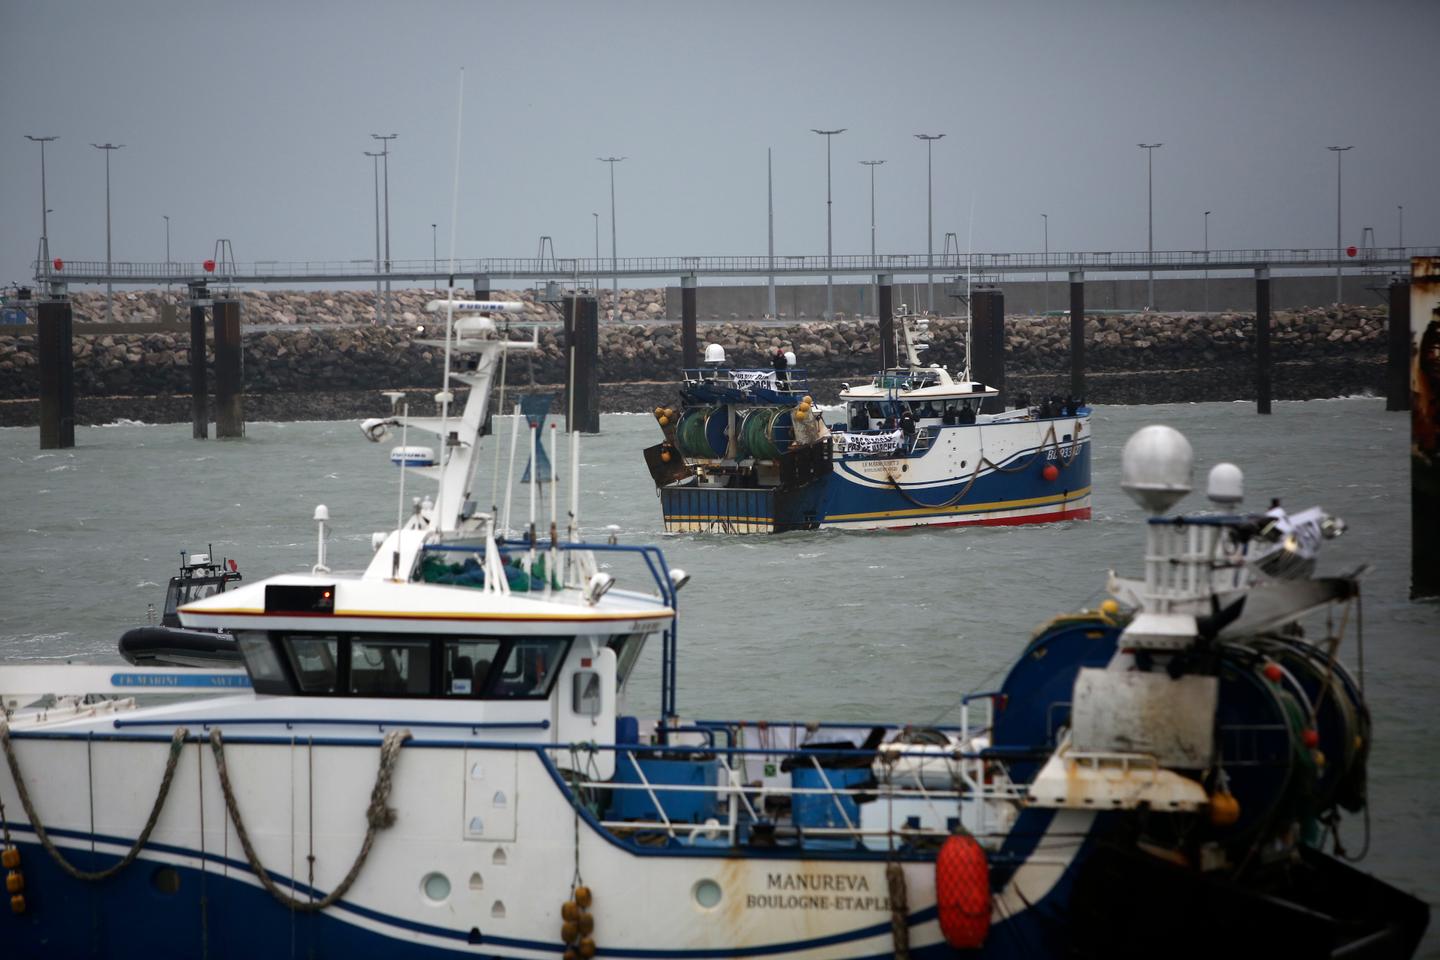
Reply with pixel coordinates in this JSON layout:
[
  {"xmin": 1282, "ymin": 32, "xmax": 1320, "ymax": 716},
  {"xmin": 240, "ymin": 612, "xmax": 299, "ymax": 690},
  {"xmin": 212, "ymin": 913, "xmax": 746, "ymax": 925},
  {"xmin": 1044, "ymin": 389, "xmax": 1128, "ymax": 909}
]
[
  {"xmin": 0, "ymin": 724, "xmax": 188, "ymax": 882},
  {"xmin": 883, "ymin": 421, "xmax": 1085, "ymax": 511},
  {"xmin": 0, "ymin": 723, "xmax": 411, "ymax": 912}
]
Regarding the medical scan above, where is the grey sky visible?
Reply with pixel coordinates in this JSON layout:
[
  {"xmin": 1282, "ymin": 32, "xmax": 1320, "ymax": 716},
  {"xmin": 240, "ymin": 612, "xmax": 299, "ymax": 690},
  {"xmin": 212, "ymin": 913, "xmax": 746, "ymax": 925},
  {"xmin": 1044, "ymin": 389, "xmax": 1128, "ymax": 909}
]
[{"xmin": 1, "ymin": 0, "xmax": 1434, "ymax": 287}]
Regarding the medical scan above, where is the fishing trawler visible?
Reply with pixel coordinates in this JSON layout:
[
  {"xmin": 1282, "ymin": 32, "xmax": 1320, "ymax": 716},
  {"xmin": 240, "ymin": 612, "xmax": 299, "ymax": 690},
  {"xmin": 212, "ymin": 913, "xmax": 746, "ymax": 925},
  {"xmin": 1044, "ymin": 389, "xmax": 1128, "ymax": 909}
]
[
  {"xmin": 0, "ymin": 297, "xmax": 1426, "ymax": 958},
  {"xmin": 645, "ymin": 312, "xmax": 1090, "ymax": 533}
]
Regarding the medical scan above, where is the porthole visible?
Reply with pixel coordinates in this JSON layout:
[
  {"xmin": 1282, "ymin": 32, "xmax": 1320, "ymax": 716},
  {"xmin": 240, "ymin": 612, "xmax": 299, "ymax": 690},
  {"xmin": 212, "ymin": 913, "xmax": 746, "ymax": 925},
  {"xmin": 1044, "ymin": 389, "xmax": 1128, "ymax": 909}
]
[
  {"xmin": 693, "ymin": 878, "xmax": 723, "ymax": 910},
  {"xmin": 151, "ymin": 866, "xmax": 181, "ymax": 895},
  {"xmin": 422, "ymin": 871, "xmax": 452, "ymax": 903}
]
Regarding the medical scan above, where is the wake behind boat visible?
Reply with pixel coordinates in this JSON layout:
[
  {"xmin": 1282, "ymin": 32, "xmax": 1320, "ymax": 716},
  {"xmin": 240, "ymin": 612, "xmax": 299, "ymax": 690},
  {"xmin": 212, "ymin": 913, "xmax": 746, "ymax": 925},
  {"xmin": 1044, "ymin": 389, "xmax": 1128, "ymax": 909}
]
[
  {"xmin": 0, "ymin": 293, "xmax": 1426, "ymax": 958},
  {"xmin": 646, "ymin": 311, "xmax": 1091, "ymax": 533}
]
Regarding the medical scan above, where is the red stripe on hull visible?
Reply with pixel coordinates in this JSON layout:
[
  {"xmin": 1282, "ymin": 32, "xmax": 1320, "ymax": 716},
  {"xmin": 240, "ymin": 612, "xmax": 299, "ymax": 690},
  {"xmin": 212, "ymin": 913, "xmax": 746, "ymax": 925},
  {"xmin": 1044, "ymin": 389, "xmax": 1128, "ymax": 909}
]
[{"xmin": 882, "ymin": 506, "xmax": 1092, "ymax": 531}]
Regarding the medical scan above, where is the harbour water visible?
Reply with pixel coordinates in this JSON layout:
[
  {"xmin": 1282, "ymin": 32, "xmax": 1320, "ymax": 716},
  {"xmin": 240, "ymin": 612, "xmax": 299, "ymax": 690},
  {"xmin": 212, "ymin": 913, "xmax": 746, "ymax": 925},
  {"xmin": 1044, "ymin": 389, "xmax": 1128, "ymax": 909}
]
[{"xmin": 1, "ymin": 398, "xmax": 1436, "ymax": 954}]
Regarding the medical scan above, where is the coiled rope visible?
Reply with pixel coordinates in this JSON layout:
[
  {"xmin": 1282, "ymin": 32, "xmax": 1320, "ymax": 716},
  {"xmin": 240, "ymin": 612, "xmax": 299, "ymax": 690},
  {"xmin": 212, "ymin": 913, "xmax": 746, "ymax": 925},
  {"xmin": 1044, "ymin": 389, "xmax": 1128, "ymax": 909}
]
[
  {"xmin": 0, "ymin": 724, "xmax": 189, "ymax": 882},
  {"xmin": 884, "ymin": 421, "xmax": 1084, "ymax": 511},
  {"xmin": 208, "ymin": 727, "xmax": 411, "ymax": 912}
]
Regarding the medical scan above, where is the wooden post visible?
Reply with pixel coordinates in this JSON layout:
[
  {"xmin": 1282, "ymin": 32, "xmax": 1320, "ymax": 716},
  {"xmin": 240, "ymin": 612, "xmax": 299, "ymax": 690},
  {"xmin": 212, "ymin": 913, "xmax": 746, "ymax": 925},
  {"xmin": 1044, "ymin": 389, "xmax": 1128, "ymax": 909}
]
[
  {"xmin": 1069, "ymin": 270, "xmax": 1086, "ymax": 399},
  {"xmin": 971, "ymin": 286, "xmax": 1007, "ymax": 409},
  {"xmin": 189, "ymin": 295, "xmax": 209, "ymax": 439},
  {"xmin": 37, "ymin": 298, "xmax": 75, "ymax": 449},
  {"xmin": 212, "ymin": 299, "xmax": 244, "ymax": 438},
  {"xmin": 564, "ymin": 294, "xmax": 600, "ymax": 433},
  {"xmin": 877, "ymin": 273, "xmax": 894, "ymax": 370},
  {"xmin": 1255, "ymin": 267, "xmax": 1271, "ymax": 415},
  {"xmin": 681, "ymin": 274, "xmax": 698, "ymax": 369},
  {"xmin": 1388, "ymin": 279, "xmax": 1411, "ymax": 412}
]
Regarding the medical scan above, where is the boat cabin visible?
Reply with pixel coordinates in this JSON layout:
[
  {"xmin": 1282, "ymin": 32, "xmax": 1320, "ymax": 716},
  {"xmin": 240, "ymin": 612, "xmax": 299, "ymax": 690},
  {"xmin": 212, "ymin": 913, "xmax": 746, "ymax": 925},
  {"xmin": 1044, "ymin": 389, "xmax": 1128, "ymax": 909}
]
[
  {"xmin": 839, "ymin": 364, "xmax": 1000, "ymax": 431},
  {"xmin": 161, "ymin": 552, "xmax": 241, "ymax": 627}
]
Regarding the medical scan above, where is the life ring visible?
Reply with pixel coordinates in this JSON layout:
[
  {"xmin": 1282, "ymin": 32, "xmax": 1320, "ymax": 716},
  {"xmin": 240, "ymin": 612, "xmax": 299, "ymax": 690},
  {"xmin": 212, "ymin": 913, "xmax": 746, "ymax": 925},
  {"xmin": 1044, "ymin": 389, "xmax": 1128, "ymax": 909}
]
[{"xmin": 935, "ymin": 833, "xmax": 989, "ymax": 948}]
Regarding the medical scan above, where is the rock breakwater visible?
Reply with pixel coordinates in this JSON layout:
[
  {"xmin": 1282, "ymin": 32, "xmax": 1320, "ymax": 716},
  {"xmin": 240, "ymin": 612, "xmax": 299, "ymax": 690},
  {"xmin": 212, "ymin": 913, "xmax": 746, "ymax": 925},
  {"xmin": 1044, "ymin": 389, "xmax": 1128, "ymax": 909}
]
[{"xmin": 0, "ymin": 288, "xmax": 1390, "ymax": 425}]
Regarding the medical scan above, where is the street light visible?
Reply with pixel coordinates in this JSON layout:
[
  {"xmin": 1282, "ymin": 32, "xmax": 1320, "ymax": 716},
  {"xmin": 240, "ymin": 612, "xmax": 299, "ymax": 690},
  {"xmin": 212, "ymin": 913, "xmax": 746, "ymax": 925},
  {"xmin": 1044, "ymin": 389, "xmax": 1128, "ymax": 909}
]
[
  {"xmin": 812, "ymin": 128, "xmax": 846, "ymax": 319},
  {"xmin": 592, "ymin": 211, "xmax": 600, "ymax": 293},
  {"xmin": 364, "ymin": 150, "xmax": 383, "ymax": 324},
  {"xmin": 597, "ymin": 157, "xmax": 626, "ymax": 315},
  {"xmin": 915, "ymin": 134, "xmax": 944, "ymax": 313},
  {"xmin": 25, "ymin": 135, "xmax": 57, "ymax": 282},
  {"xmin": 91, "ymin": 142, "xmax": 125, "ymax": 323},
  {"xmin": 861, "ymin": 160, "xmax": 884, "ymax": 317},
  {"xmin": 163, "ymin": 214, "xmax": 171, "ymax": 287},
  {"xmin": 371, "ymin": 133, "xmax": 398, "ymax": 322},
  {"xmin": 431, "ymin": 222, "xmax": 437, "ymax": 291},
  {"xmin": 1203, "ymin": 210, "xmax": 1211, "ymax": 312},
  {"xmin": 1041, "ymin": 213, "xmax": 1049, "ymax": 315},
  {"xmin": 1327, "ymin": 145, "xmax": 1352, "ymax": 304},
  {"xmin": 1138, "ymin": 143, "xmax": 1162, "ymax": 311},
  {"xmin": 1398, "ymin": 204, "xmax": 1404, "ymax": 250}
]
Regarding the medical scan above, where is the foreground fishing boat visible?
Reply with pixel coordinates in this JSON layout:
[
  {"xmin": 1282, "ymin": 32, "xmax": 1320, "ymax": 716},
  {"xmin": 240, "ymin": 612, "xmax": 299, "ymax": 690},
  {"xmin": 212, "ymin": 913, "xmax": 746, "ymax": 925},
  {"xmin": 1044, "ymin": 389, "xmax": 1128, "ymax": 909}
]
[
  {"xmin": 645, "ymin": 313, "xmax": 1091, "ymax": 533},
  {"xmin": 0, "ymin": 299, "xmax": 1427, "ymax": 958}
]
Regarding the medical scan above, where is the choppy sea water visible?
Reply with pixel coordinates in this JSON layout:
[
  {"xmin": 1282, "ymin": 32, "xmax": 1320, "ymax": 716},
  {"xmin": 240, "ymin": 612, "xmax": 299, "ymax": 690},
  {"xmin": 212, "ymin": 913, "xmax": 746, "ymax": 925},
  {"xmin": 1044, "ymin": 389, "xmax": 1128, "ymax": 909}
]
[{"xmin": 1, "ymin": 399, "xmax": 1436, "ymax": 953}]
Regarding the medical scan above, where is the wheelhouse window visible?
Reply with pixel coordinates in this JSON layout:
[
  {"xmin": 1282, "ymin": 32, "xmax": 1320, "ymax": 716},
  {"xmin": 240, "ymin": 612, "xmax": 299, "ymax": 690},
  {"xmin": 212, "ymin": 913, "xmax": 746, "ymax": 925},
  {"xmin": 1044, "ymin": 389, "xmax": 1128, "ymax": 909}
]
[
  {"xmin": 234, "ymin": 631, "xmax": 572, "ymax": 699},
  {"xmin": 237, "ymin": 631, "xmax": 288, "ymax": 695},
  {"xmin": 491, "ymin": 638, "xmax": 570, "ymax": 699},
  {"xmin": 443, "ymin": 639, "xmax": 503, "ymax": 697},
  {"xmin": 288, "ymin": 635, "xmax": 339, "ymax": 693},
  {"xmin": 350, "ymin": 637, "xmax": 431, "ymax": 696},
  {"xmin": 607, "ymin": 632, "xmax": 648, "ymax": 687}
]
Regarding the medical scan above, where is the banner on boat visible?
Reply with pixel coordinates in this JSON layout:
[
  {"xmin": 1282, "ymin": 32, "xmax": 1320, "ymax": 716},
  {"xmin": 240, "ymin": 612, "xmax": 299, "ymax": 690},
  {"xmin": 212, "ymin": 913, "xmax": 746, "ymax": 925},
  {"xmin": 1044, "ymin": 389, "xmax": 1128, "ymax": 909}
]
[{"xmin": 831, "ymin": 430, "xmax": 903, "ymax": 456}]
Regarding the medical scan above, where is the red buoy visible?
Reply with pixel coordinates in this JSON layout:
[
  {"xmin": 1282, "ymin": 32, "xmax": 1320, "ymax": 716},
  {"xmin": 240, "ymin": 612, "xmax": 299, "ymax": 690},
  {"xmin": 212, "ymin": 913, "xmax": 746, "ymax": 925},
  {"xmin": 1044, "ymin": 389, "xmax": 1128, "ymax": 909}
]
[
  {"xmin": 52, "ymin": 258, "xmax": 63, "ymax": 271},
  {"xmin": 203, "ymin": 259, "xmax": 216, "ymax": 273},
  {"xmin": 1262, "ymin": 662, "xmax": 1284, "ymax": 683},
  {"xmin": 1042, "ymin": 464, "xmax": 1060, "ymax": 482},
  {"xmin": 1302, "ymin": 728, "xmax": 1320, "ymax": 748},
  {"xmin": 1346, "ymin": 245, "xmax": 1357, "ymax": 258},
  {"xmin": 935, "ymin": 833, "xmax": 990, "ymax": 949}
]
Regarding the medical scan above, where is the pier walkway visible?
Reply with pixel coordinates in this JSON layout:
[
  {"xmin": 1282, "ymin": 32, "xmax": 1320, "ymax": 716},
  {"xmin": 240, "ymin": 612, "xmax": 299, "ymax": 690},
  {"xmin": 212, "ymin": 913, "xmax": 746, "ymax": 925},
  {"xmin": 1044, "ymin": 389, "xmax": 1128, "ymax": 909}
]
[{"xmin": 30, "ymin": 247, "xmax": 1430, "ymax": 288}]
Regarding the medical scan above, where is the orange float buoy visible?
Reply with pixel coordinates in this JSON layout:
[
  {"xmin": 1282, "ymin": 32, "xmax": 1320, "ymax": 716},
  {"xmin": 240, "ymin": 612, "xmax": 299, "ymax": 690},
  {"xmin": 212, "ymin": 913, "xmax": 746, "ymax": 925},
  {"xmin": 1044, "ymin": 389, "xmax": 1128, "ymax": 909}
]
[
  {"xmin": 1262, "ymin": 662, "xmax": 1284, "ymax": 683},
  {"xmin": 1041, "ymin": 464, "xmax": 1059, "ymax": 482},
  {"xmin": 574, "ymin": 885, "xmax": 592, "ymax": 908},
  {"xmin": 935, "ymin": 833, "xmax": 990, "ymax": 949},
  {"xmin": 1, "ymin": 848, "xmax": 18, "ymax": 870},
  {"xmin": 1209, "ymin": 790, "xmax": 1241, "ymax": 827}
]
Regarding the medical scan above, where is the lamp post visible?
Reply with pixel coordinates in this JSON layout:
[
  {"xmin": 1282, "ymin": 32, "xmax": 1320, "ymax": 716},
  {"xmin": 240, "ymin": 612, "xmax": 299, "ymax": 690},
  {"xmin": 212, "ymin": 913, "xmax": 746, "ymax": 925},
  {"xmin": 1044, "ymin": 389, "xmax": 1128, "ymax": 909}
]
[
  {"xmin": 861, "ymin": 160, "xmax": 884, "ymax": 318},
  {"xmin": 597, "ymin": 157, "xmax": 626, "ymax": 317},
  {"xmin": 1138, "ymin": 143, "xmax": 1162, "ymax": 311},
  {"xmin": 1041, "ymin": 213, "xmax": 1049, "ymax": 315},
  {"xmin": 1203, "ymin": 210, "xmax": 1211, "ymax": 312},
  {"xmin": 163, "ymin": 214, "xmax": 171, "ymax": 286},
  {"xmin": 811, "ymin": 128, "xmax": 846, "ymax": 319},
  {"xmin": 25, "ymin": 135, "xmax": 57, "ymax": 283},
  {"xmin": 91, "ymin": 142, "xmax": 124, "ymax": 323},
  {"xmin": 915, "ymin": 134, "xmax": 945, "ymax": 313},
  {"xmin": 364, "ymin": 150, "xmax": 383, "ymax": 324},
  {"xmin": 1327, "ymin": 145, "xmax": 1352, "ymax": 304},
  {"xmin": 1398, "ymin": 204, "xmax": 1404, "ymax": 250},
  {"xmin": 371, "ymin": 133, "xmax": 398, "ymax": 322},
  {"xmin": 431, "ymin": 222, "xmax": 437, "ymax": 291}
]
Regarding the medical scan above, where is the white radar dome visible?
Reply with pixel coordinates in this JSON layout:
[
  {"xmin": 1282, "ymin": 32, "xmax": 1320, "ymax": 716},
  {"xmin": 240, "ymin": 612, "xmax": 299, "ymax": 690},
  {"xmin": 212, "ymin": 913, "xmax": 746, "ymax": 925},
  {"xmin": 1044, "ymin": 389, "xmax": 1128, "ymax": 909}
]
[
  {"xmin": 1207, "ymin": 462, "xmax": 1244, "ymax": 507},
  {"xmin": 1120, "ymin": 425, "xmax": 1193, "ymax": 514},
  {"xmin": 704, "ymin": 343, "xmax": 726, "ymax": 364},
  {"xmin": 784, "ymin": 350, "xmax": 797, "ymax": 367}
]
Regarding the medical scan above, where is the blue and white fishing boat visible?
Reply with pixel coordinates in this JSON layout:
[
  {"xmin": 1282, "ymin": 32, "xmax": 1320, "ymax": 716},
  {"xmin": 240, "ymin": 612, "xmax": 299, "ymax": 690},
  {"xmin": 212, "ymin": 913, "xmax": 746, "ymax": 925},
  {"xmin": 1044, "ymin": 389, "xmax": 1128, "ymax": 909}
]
[
  {"xmin": 0, "ymin": 299, "xmax": 1427, "ymax": 958},
  {"xmin": 646, "ymin": 313, "xmax": 1091, "ymax": 533}
]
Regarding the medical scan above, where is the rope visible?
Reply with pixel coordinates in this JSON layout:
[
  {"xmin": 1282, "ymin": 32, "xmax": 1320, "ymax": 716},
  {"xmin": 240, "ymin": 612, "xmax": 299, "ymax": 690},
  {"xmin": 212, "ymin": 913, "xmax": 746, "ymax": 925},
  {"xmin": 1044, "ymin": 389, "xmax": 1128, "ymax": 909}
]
[
  {"xmin": 0, "ymin": 724, "xmax": 189, "ymax": 882},
  {"xmin": 886, "ymin": 861, "xmax": 911, "ymax": 959},
  {"xmin": 208, "ymin": 727, "xmax": 411, "ymax": 912},
  {"xmin": 883, "ymin": 421, "xmax": 1084, "ymax": 511}
]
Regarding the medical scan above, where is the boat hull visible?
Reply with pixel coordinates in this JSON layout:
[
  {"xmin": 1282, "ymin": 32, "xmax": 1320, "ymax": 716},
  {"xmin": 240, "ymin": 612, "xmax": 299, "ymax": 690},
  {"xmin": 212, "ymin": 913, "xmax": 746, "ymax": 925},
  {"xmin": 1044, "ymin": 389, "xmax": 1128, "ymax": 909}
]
[{"xmin": 660, "ymin": 416, "xmax": 1092, "ymax": 534}]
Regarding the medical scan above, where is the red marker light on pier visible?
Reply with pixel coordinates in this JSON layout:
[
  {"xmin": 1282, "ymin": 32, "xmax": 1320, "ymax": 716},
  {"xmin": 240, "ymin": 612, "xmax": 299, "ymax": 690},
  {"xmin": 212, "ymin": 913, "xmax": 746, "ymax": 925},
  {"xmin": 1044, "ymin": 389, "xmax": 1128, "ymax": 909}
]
[
  {"xmin": 203, "ymin": 259, "xmax": 216, "ymax": 273},
  {"xmin": 1346, "ymin": 246, "xmax": 1357, "ymax": 257},
  {"xmin": 52, "ymin": 258, "xmax": 63, "ymax": 271}
]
